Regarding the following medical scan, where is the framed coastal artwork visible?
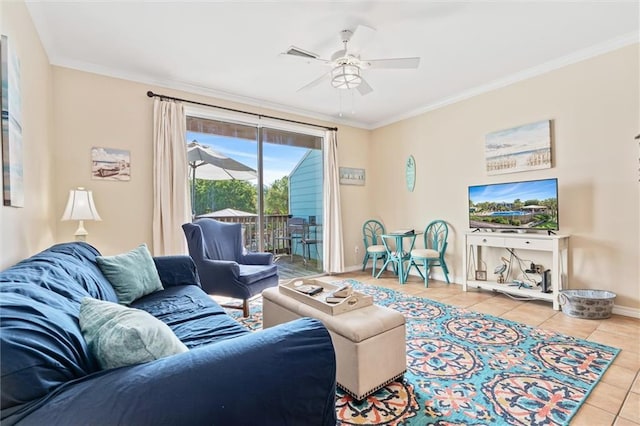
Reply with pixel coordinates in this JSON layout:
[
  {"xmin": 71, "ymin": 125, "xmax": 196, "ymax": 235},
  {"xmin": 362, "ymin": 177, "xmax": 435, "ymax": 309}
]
[
  {"xmin": 1, "ymin": 35, "xmax": 24, "ymax": 207},
  {"xmin": 91, "ymin": 147, "xmax": 131, "ymax": 181},
  {"xmin": 339, "ymin": 167, "xmax": 365, "ymax": 186},
  {"xmin": 485, "ymin": 120, "xmax": 552, "ymax": 175}
]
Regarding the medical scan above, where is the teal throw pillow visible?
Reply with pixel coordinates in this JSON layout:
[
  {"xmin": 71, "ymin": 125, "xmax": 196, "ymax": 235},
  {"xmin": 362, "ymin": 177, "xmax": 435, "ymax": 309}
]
[
  {"xmin": 96, "ymin": 243, "xmax": 163, "ymax": 305},
  {"xmin": 79, "ymin": 298, "xmax": 188, "ymax": 370}
]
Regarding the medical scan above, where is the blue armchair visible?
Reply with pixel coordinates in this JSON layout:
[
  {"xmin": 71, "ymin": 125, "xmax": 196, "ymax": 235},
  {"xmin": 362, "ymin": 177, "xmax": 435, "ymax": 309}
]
[{"xmin": 183, "ymin": 219, "xmax": 279, "ymax": 316}]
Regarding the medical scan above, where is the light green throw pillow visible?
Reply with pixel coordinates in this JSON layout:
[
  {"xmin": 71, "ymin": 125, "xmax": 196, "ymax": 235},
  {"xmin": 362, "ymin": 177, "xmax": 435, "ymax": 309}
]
[
  {"xmin": 96, "ymin": 244, "xmax": 163, "ymax": 305},
  {"xmin": 79, "ymin": 298, "xmax": 188, "ymax": 370}
]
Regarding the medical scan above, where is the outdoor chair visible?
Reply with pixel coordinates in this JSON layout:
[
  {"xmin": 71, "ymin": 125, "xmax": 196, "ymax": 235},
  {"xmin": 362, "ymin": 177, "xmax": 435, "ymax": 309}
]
[
  {"xmin": 404, "ymin": 220, "xmax": 451, "ymax": 287},
  {"xmin": 273, "ymin": 217, "xmax": 305, "ymax": 261},
  {"xmin": 183, "ymin": 219, "xmax": 279, "ymax": 316},
  {"xmin": 361, "ymin": 219, "xmax": 387, "ymax": 277},
  {"xmin": 300, "ymin": 221, "xmax": 322, "ymax": 265}
]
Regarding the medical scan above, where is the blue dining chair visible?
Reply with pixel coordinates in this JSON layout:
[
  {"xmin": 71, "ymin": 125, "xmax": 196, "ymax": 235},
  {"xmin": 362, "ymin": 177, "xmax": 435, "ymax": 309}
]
[
  {"xmin": 361, "ymin": 219, "xmax": 387, "ymax": 277},
  {"xmin": 404, "ymin": 220, "xmax": 451, "ymax": 287}
]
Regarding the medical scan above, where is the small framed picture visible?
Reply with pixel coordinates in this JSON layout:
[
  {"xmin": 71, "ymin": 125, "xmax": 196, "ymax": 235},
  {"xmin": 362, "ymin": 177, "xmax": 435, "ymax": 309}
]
[
  {"xmin": 91, "ymin": 147, "xmax": 131, "ymax": 181},
  {"xmin": 475, "ymin": 270, "xmax": 487, "ymax": 281},
  {"xmin": 339, "ymin": 167, "xmax": 365, "ymax": 186}
]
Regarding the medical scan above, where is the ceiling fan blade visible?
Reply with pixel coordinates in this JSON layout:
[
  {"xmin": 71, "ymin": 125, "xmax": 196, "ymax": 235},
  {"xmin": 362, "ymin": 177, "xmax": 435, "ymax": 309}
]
[
  {"xmin": 284, "ymin": 45, "xmax": 318, "ymax": 59},
  {"xmin": 362, "ymin": 57, "xmax": 421, "ymax": 69},
  {"xmin": 280, "ymin": 46, "xmax": 332, "ymax": 66},
  {"xmin": 357, "ymin": 77, "xmax": 373, "ymax": 96},
  {"xmin": 297, "ymin": 71, "xmax": 331, "ymax": 92},
  {"xmin": 347, "ymin": 24, "xmax": 376, "ymax": 54}
]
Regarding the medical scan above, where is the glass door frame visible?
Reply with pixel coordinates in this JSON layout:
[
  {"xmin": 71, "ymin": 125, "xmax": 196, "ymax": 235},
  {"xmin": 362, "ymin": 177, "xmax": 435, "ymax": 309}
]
[{"xmin": 184, "ymin": 105, "xmax": 326, "ymax": 254}]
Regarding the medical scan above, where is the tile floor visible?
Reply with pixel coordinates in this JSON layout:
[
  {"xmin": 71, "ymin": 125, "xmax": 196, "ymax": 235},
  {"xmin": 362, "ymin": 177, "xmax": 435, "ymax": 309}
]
[{"xmin": 327, "ymin": 270, "xmax": 640, "ymax": 426}]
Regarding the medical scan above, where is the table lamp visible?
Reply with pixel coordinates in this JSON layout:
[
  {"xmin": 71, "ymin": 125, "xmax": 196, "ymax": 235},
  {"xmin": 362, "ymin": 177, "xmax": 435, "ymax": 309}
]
[{"xmin": 61, "ymin": 187, "xmax": 102, "ymax": 241}]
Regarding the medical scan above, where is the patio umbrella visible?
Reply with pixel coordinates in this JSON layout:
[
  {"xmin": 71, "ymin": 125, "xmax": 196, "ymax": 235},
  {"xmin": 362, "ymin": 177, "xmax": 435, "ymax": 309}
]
[{"xmin": 187, "ymin": 141, "xmax": 257, "ymax": 213}]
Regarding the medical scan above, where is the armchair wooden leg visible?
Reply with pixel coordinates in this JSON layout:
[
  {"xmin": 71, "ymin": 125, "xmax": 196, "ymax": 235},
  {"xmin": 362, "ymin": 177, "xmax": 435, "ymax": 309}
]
[{"xmin": 242, "ymin": 299, "xmax": 250, "ymax": 317}]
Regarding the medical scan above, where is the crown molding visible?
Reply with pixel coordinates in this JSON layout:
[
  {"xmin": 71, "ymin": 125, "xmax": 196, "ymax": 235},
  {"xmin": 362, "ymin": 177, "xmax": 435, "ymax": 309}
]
[
  {"xmin": 48, "ymin": 55, "xmax": 371, "ymax": 129},
  {"xmin": 45, "ymin": 31, "xmax": 637, "ymax": 133},
  {"xmin": 372, "ymin": 32, "xmax": 639, "ymax": 129}
]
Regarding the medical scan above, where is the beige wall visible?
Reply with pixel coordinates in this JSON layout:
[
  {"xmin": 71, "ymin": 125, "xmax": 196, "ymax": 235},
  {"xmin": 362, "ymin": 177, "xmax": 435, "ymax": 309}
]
[
  {"xmin": 53, "ymin": 69, "xmax": 155, "ymax": 255},
  {"xmin": 0, "ymin": 1, "xmax": 56, "ymax": 270},
  {"xmin": 3, "ymin": 2, "xmax": 638, "ymax": 314},
  {"xmin": 51, "ymin": 68, "xmax": 372, "ymax": 261},
  {"xmin": 371, "ymin": 45, "xmax": 639, "ymax": 311}
]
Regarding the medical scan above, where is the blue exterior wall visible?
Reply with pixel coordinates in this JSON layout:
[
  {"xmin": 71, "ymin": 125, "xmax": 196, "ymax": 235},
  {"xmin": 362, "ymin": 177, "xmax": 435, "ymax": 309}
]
[{"xmin": 289, "ymin": 149, "xmax": 323, "ymax": 261}]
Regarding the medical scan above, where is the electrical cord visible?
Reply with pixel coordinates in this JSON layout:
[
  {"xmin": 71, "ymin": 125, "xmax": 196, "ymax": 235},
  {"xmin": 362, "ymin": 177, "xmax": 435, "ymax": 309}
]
[
  {"xmin": 499, "ymin": 291, "xmax": 537, "ymax": 302},
  {"xmin": 505, "ymin": 248, "xmax": 540, "ymax": 287},
  {"xmin": 467, "ymin": 245, "xmax": 476, "ymax": 280}
]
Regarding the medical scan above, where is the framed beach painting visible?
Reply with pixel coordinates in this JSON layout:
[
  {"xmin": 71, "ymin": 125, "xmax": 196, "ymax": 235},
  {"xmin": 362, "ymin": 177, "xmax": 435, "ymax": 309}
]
[
  {"xmin": 1, "ymin": 35, "xmax": 24, "ymax": 207},
  {"xmin": 485, "ymin": 120, "xmax": 552, "ymax": 175},
  {"xmin": 91, "ymin": 147, "xmax": 131, "ymax": 181},
  {"xmin": 339, "ymin": 167, "xmax": 365, "ymax": 186}
]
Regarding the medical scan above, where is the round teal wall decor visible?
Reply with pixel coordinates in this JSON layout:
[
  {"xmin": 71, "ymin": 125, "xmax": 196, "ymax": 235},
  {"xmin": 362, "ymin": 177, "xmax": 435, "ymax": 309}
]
[{"xmin": 405, "ymin": 155, "xmax": 416, "ymax": 192}]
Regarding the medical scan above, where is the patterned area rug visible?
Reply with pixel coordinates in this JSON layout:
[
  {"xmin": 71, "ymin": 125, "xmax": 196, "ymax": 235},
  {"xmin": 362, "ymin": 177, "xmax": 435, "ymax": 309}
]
[{"xmin": 225, "ymin": 279, "xmax": 619, "ymax": 425}]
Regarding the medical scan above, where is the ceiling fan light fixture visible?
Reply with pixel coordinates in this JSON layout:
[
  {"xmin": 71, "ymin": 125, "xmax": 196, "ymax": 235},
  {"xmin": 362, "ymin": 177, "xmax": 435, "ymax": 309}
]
[{"xmin": 331, "ymin": 64, "xmax": 362, "ymax": 89}]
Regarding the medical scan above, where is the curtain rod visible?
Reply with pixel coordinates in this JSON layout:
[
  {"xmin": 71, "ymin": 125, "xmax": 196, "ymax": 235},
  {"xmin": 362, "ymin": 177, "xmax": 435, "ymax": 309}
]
[{"xmin": 146, "ymin": 91, "xmax": 338, "ymax": 132}]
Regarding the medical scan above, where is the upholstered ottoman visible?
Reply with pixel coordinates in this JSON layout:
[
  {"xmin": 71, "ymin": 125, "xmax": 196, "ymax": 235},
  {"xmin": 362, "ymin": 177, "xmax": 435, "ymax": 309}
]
[{"xmin": 262, "ymin": 287, "xmax": 406, "ymax": 400}]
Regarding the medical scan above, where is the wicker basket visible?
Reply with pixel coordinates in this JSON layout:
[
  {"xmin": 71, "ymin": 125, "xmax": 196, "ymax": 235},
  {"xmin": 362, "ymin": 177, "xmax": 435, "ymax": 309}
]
[{"xmin": 559, "ymin": 289, "xmax": 616, "ymax": 319}]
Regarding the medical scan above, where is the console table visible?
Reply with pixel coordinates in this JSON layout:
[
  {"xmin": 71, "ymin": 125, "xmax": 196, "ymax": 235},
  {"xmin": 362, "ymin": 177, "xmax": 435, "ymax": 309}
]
[{"xmin": 462, "ymin": 232, "xmax": 569, "ymax": 310}]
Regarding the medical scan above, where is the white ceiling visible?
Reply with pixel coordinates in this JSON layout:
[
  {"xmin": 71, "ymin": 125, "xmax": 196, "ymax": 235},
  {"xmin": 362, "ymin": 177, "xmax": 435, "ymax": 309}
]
[{"xmin": 26, "ymin": 1, "xmax": 639, "ymax": 129}]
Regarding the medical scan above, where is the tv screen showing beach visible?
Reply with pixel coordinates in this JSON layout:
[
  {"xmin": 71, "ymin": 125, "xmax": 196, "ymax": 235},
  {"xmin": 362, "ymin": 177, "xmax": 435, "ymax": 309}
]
[{"xmin": 468, "ymin": 178, "xmax": 558, "ymax": 231}]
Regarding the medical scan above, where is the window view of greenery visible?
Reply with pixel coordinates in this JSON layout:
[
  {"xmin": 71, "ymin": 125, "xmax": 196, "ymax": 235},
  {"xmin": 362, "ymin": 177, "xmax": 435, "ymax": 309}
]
[
  {"xmin": 264, "ymin": 176, "xmax": 289, "ymax": 214},
  {"xmin": 192, "ymin": 179, "xmax": 255, "ymax": 216},
  {"xmin": 187, "ymin": 132, "xmax": 308, "ymax": 217},
  {"xmin": 191, "ymin": 176, "xmax": 289, "ymax": 216}
]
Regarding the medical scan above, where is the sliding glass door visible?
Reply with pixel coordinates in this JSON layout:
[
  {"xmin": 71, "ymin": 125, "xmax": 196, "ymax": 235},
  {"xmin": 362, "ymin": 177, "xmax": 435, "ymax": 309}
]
[{"xmin": 186, "ymin": 116, "xmax": 324, "ymax": 276}]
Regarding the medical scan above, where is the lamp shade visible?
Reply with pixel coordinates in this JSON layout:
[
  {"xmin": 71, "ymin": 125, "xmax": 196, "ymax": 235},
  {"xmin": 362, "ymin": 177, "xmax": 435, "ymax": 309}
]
[
  {"xmin": 61, "ymin": 188, "xmax": 102, "ymax": 221},
  {"xmin": 331, "ymin": 64, "xmax": 362, "ymax": 90}
]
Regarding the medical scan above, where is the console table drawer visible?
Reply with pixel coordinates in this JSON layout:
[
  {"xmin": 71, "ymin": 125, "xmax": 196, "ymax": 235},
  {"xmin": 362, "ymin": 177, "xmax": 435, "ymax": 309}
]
[
  {"xmin": 467, "ymin": 235, "xmax": 505, "ymax": 247},
  {"xmin": 507, "ymin": 238, "xmax": 553, "ymax": 250}
]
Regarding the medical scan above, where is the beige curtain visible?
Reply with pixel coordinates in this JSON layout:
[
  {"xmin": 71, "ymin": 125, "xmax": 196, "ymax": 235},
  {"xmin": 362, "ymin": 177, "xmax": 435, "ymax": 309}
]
[
  {"xmin": 322, "ymin": 130, "xmax": 344, "ymax": 273},
  {"xmin": 152, "ymin": 98, "xmax": 191, "ymax": 255}
]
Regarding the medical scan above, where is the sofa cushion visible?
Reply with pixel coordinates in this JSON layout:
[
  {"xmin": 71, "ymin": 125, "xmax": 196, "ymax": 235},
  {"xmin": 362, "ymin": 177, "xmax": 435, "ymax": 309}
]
[
  {"xmin": 131, "ymin": 285, "xmax": 250, "ymax": 348},
  {"xmin": 80, "ymin": 298, "xmax": 188, "ymax": 369},
  {"xmin": 96, "ymin": 244, "xmax": 163, "ymax": 305}
]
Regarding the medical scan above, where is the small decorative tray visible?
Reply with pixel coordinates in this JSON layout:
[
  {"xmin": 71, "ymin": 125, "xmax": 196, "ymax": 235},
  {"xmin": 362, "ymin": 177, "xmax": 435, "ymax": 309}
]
[{"xmin": 278, "ymin": 279, "xmax": 373, "ymax": 316}]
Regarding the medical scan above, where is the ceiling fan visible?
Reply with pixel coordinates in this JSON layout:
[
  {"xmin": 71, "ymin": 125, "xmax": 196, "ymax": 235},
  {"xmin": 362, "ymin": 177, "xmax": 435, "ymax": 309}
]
[{"xmin": 282, "ymin": 25, "xmax": 420, "ymax": 96}]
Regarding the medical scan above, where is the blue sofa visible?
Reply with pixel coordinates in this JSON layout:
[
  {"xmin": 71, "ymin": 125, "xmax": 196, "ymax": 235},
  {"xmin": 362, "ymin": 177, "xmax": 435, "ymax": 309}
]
[{"xmin": 0, "ymin": 242, "xmax": 337, "ymax": 425}]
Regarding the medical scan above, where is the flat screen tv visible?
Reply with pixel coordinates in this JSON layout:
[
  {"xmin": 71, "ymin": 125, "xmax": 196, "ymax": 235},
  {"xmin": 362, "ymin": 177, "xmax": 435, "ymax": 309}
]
[{"xmin": 468, "ymin": 178, "xmax": 559, "ymax": 232}]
